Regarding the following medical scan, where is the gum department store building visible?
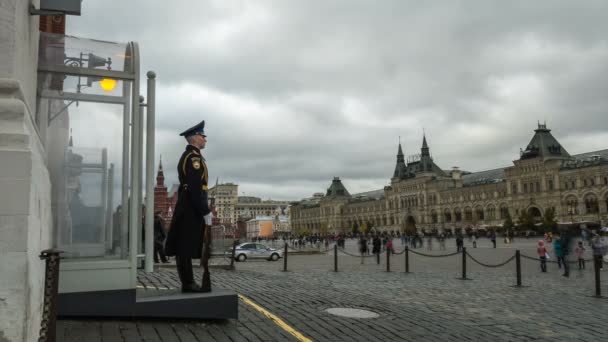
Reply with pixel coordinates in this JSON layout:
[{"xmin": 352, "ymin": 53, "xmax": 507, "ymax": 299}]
[{"xmin": 290, "ymin": 124, "xmax": 608, "ymax": 235}]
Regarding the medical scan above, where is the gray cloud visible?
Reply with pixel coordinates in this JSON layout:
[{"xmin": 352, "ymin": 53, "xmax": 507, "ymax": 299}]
[{"xmin": 68, "ymin": 0, "xmax": 608, "ymax": 200}]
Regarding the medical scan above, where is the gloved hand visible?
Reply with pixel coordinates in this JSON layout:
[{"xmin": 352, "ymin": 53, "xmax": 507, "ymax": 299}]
[{"xmin": 204, "ymin": 212, "xmax": 213, "ymax": 226}]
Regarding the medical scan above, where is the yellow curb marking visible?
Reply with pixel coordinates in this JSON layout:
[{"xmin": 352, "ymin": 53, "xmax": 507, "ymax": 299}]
[
  {"xmin": 136, "ymin": 286, "xmax": 311, "ymax": 341},
  {"xmin": 136, "ymin": 285, "xmax": 176, "ymax": 290},
  {"xmin": 238, "ymin": 294, "xmax": 313, "ymax": 342}
]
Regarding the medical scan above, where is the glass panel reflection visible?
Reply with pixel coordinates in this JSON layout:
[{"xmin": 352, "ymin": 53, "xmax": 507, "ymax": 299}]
[
  {"xmin": 46, "ymin": 100, "xmax": 128, "ymax": 259},
  {"xmin": 39, "ymin": 32, "xmax": 132, "ymax": 73}
]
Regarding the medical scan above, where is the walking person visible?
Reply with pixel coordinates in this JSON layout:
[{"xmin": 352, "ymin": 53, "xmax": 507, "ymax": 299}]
[
  {"xmin": 574, "ymin": 241, "xmax": 586, "ymax": 270},
  {"xmin": 386, "ymin": 238, "xmax": 394, "ymax": 255},
  {"xmin": 472, "ymin": 233, "xmax": 477, "ymax": 248},
  {"xmin": 560, "ymin": 230, "xmax": 572, "ymax": 277},
  {"xmin": 490, "ymin": 231, "xmax": 497, "ymax": 248},
  {"xmin": 439, "ymin": 233, "xmax": 446, "ymax": 251},
  {"xmin": 456, "ymin": 233, "xmax": 463, "ymax": 252},
  {"xmin": 553, "ymin": 235, "xmax": 564, "ymax": 269},
  {"xmin": 537, "ymin": 240, "xmax": 547, "ymax": 272},
  {"xmin": 372, "ymin": 235, "xmax": 381, "ymax": 257},
  {"xmin": 359, "ymin": 235, "xmax": 368, "ymax": 264},
  {"xmin": 153, "ymin": 211, "xmax": 169, "ymax": 263}
]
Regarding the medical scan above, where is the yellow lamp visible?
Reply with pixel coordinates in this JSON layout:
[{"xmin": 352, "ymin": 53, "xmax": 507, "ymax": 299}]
[{"xmin": 99, "ymin": 78, "xmax": 117, "ymax": 92}]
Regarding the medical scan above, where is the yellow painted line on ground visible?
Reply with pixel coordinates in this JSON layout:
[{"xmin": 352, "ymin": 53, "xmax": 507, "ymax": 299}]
[
  {"xmin": 136, "ymin": 285, "xmax": 176, "ymax": 290},
  {"xmin": 238, "ymin": 294, "xmax": 313, "ymax": 342}
]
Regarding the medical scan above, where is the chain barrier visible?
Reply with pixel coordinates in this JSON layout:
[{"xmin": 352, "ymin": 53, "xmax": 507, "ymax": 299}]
[
  {"xmin": 466, "ymin": 252, "xmax": 515, "ymax": 268},
  {"xmin": 338, "ymin": 248, "xmax": 380, "ymax": 258},
  {"xmin": 520, "ymin": 253, "xmax": 593, "ymax": 264},
  {"xmin": 38, "ymin": 249, "xmax": 63, "ymax": 342},
  {"xmin": 408, "ymin": 249, "xmax": 460, "ymax": 258}
]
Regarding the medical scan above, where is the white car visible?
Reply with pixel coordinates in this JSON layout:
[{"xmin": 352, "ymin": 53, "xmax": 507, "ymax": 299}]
[{"xmin": 232, "ymin": 243, "xmax": 283, "ymax": 262}]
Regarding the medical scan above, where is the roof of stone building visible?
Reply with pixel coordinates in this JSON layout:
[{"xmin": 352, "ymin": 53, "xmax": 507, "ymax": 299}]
[
  {"xmin": 520, "ymin": 123, "xmax": 571, "ymax": 160},
  {"xmin": 562, "ymin": 148, "xmax": 608, "ymax": 170},
  {"xmin": 572, "ymin": 149, "xmax": 608, "ymax": 160},
  {"xmin": 326, "ymin": 177, "xmax": 351, "ymax": 197},
  {"xmin": 461, "ymin": 168, "xmax": 506, "ymax": 187},
  {"xmin": 352, "ymin": 188, "xmax": 384, "ymax": 200}
]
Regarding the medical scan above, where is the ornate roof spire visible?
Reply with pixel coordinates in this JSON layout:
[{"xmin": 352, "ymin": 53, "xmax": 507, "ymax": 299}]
[
  {"xmin": 421, "ymin": 132, "xmax": 429, "ymax": 156},
  {"xmin": 156, "ymin": 155, "xmax": 165, "ymax": 187},
  {"xmin": 393, "ymin": 139, "xmax": 407, "ymax": 179},
  {"xmin": 520, "ymin": 122, "xmax": 570, "ymax": 161},
  {"xmin": 68, "ymin": 128, "xmax": 73, "ymax": 147}
]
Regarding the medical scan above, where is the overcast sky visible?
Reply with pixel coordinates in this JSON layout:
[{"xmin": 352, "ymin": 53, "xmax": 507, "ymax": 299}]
[{"xmin": 68, "ymin": 0, "xmax": 608, "ymax": 201}]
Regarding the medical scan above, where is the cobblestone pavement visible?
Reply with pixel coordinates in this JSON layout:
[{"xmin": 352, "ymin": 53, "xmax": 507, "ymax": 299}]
[{"xmin": 58, "ymin": 238, "xmax": 608, "ymax": 341}]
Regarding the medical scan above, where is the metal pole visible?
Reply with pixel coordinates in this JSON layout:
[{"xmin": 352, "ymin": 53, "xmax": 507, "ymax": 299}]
[
  {"xmin": 461, "ymin": 247, "xmax": 467, "ymax": 280},
  {"xmin": 405, "ymin": 246, "xmax": 409, "ymax": 273},
  {"xmin": 229, "ymin": 240, "xmax": 237, "ymax": 270},
  {"xmin": 334, "ymin": 244, "xmax": 338, "ymax": 272},
  {"xmin": 516, "ymin": 250, "xmax": 522, "ymax": 287},
  {"xmin": 283, "ymin": 242, "xmax": 288, "ymax": 272},
  {"xmin": 144, "ymin": 71, "xmax": 156, "ymax": 273},
  {"xmin": 594, "ymin": 255, "xmax": 602, "ymax": 297},
  {"xmin": 120, "ymin": 77, "xmax": 130, "ymax": 259},
  {"xmin": 128, "ymin": 42, "xmax": 141, "ymax": 285},
  {"xmin": 386, "ymin": 247, "xmax": 390, "ymax": 272}
]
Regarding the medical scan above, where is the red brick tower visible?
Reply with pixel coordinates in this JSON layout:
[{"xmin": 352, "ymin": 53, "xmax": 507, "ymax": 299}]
[{"xmin": 153, "ymin": 156, "xmax": 170, "ymax": 224}]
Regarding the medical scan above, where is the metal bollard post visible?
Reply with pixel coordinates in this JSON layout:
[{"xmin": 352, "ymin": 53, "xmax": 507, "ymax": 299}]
[
  {"xmin": 594, "ymin": 255, "xmax": 602, "ymax": 297},
  {"xmin": 283, "ymin": 242, "xmax": 288, "ymax": 272},
  {"xmin": 38, "ymin": 249, "xmax": 63, "ymax": 342},
  {"xmin": 334, "ymin": 244, "xmax": 338, "ymax": 272},
  {"xmin": 386, "ymin": 248, "xmax": 390, "ymax": 272},
  {"xmin": 229, "ymin": 241, "xmax": 237, "ymax": 271},
  {"xmin": 405, "ymin": 246, "xmax": 410, "ymax": 273},
  {"xmin": 516, "ymin": 250, "xmax": 522, "ymax": 287},
  {"xmin": 461, "ymin": 247, "xmax": 467, "ymax": 280}
]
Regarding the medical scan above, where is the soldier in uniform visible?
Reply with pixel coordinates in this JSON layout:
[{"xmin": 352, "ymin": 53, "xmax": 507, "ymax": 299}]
[{"xmin": 165, "ymin": 120, "xmax": 213, "ymax": 292}]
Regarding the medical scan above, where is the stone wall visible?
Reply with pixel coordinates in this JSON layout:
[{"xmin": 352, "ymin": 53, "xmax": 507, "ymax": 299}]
[{"xmin": 0, "ymin": 1, "xmax": 52, "ymax": 341}]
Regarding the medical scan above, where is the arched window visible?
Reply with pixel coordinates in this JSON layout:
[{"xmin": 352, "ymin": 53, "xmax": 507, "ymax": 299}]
[
  {"xmin": 444, "ymin": 209, "xmax": 452, "ymax": 223},
  {"xmin": 454, "ymin": 208, "xmax": 462, "ymax": 222},
  {"xmin": 565, "ymin": 196, "xmax": 578, "ymax": 215},
  {"xmin": 487, "ymin": 205, "xmax": 496, "ymax": 220},
  {"xmin": 585, "ymin": 194, "xmax": 599, "ymax": 214},
  {"xmin": 464, "ymin": 207, "xmax": 473, "ymax": 222},
  {"xmin": 475, "ymin": 206, "xmax": 484, "ymax": 221},
  {"xmin": 431, "ymin": 210, "xmax": 438, "ymax": 224},
  {"xmin": 500, "ymin": 204, "xmax": 509, "ymax": 219}
]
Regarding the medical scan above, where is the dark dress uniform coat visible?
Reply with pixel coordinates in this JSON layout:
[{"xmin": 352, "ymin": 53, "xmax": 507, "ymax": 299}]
[{"xmin": 165, "ymin": 145, "xmax": 211, "ymax": 258}]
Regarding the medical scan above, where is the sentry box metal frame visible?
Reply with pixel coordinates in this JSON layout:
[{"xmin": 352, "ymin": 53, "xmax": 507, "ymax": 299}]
[{"xmin": 36, "ymin": 32, "xmax": 157, "ymax": 296}]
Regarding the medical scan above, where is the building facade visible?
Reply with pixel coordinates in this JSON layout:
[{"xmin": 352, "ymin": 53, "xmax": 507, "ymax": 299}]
[
  {"xmin": 1, "ymin": 3, "xmax": 58, "ymax": 340},
  {"xmin": 290, "ymin": 124, "xmax": 608, "ymax": 235},
  {"xmin": 209, "ymin": 183, "xmax": 239, "ymax": 224},
  {"xmin": 245, "ymin": 215, "xmax": 290, "ymax": 239},
  {"xmin": 235, "ymin": 196, "xmax": 290, "ymax": 221}
]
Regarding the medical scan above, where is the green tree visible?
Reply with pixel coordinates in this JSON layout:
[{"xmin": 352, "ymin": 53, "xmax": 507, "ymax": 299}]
[
  {"xmin": 516, "ymin": 210, "xmax": 534, "ymax": 232},
  {"xmin": 502, "ymin": 211, "xmax": 515, "ymax": 231},
  {"xmin": 541, "ymin": 207, "xmax": 558, "ymax": 233},
  {"xmin": 360, "ymin": 222, "xmax": 369, "ymax": 235},
  {"xmin": 352, "ymin": 223, "xmax": 359, "ymax": 235}
]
